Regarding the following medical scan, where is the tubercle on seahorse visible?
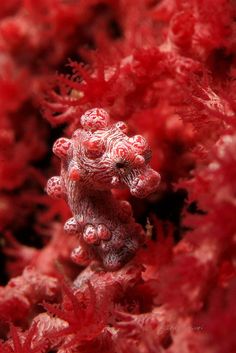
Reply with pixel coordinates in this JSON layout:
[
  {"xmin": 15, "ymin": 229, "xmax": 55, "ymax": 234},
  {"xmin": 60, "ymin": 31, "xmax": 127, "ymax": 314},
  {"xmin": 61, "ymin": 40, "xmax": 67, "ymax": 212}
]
[{"xmin": 46, "ymin": 108, "xmax": 161, "ymax": 271}]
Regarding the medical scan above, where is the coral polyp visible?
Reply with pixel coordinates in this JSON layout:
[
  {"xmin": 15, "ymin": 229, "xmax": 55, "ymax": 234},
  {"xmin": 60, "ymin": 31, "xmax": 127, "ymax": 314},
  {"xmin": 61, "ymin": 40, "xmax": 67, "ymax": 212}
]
[{"xmin": 47, "ymin": 108, "xmax": 160, "ymax": 270}]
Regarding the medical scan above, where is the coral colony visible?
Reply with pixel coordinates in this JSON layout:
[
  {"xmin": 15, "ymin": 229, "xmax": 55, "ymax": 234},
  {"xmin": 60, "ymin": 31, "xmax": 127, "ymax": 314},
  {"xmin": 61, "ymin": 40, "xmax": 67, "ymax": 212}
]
[{"xmin": 0, "ymin": 1, "xmax": 236, "ymax": 353}]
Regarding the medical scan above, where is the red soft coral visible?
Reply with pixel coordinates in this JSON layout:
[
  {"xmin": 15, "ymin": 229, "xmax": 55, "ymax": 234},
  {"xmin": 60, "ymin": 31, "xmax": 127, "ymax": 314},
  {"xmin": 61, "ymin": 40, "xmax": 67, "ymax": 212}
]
[
  {"xmin": 1, "ymin": 0, "xmax": 236, "ymax": 352},
  {"xmin": 0, "ymin": 267, "xmax": 59, "ymax": 328}
]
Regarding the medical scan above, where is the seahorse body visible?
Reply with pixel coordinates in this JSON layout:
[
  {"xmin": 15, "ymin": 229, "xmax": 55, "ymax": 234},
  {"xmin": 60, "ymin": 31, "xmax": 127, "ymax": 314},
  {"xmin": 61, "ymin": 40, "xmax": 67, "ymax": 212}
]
[{"xmin": 46, "ymin": 108, "xmax": 160, "ymax": 270}]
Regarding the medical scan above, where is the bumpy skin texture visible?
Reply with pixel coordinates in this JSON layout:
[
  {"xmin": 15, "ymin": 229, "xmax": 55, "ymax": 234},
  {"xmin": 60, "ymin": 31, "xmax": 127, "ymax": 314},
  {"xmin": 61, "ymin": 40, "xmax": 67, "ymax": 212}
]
[{"xmin": 46, "ymin": 108, "xmax": 160, "ymax": 271}]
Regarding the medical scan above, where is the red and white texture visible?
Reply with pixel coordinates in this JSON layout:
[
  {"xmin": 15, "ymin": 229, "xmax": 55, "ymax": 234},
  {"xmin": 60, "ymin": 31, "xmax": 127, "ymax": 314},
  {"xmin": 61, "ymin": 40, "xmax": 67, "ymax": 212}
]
[{"xmin": 46, "ymin": 108, "xmax": 160, "ymax": 271}]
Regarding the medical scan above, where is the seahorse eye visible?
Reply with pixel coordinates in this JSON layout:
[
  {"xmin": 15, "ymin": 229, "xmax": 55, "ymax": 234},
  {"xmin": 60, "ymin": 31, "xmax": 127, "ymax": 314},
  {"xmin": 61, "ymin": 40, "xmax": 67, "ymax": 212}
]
[{"xmin": 116, "ymin": 161, "xmax": 126, "ymax": 169}]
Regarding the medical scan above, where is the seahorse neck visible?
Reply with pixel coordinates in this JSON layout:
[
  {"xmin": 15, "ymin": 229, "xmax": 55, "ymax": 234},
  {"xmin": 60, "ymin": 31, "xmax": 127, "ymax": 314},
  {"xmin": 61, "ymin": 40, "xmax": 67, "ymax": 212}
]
[{"xmin": 66, "ymin": 180, "xmax": 113, "ymax": 218}]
